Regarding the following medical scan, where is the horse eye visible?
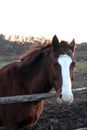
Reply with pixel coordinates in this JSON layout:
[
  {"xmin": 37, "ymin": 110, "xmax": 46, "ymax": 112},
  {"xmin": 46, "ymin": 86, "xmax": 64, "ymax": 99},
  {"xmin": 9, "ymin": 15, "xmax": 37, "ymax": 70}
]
[
  {"xmin": 71, "ymin": 61, "xmax": 76, "ymax": 68},
  {"xmin": 54, "ymin": 63, "xmax": 58, "ymax": 68}
]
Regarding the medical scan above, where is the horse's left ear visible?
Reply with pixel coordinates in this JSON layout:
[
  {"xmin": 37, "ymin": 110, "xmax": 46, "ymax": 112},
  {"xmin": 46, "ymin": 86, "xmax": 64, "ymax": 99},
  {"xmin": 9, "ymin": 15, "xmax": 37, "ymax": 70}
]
[
  {"xmin": 70, "ymin": 39, "xmax": 76, "ymax": 52},
  {"xmin": 52, "ymin": 35, "xmax": 59, "ymax": 49}
]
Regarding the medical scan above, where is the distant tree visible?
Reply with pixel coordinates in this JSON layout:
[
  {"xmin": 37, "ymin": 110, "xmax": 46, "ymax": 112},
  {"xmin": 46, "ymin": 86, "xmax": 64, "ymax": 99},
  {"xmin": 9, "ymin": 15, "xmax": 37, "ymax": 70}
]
[{"xmin": 0, "ymin": 34, "xmax": 5, "ymax": 43}]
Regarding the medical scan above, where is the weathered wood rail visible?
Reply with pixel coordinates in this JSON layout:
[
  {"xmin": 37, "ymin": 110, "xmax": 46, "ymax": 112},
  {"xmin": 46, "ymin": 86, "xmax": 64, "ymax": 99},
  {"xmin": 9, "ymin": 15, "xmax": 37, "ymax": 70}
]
[
  {"xmin": 0, "ymin": 87, "xmax": 87, "ymax": 104},
  {"xmin": 74, "ymin": 128, "xmax": 87, "ymax": 130}
]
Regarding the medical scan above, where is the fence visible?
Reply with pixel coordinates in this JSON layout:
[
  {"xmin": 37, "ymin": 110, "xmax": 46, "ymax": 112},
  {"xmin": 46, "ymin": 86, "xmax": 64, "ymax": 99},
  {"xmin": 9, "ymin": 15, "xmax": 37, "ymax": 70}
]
[{"xmin": 0, "ymin": 87, "xmax": 87, "ymax": 104}]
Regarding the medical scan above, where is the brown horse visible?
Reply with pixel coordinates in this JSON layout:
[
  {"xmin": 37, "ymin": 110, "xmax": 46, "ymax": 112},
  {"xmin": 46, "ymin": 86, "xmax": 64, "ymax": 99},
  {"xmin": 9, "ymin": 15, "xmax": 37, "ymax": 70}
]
[{"xmin": 0, "ymin": 35, "xmax": 76, "ymax": 130}]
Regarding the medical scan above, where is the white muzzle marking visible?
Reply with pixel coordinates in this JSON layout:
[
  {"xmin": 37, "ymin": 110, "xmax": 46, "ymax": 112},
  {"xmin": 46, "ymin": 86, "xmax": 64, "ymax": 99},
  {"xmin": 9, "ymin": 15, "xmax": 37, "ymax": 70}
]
[{"xmin": 57, "ymin": 54, "xmax": 73, "ymax": 104}]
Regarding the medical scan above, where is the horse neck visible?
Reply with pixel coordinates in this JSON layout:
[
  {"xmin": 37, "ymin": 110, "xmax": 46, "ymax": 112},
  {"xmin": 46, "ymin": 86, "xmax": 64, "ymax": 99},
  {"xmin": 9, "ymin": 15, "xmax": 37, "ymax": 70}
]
[
  {"xmin": 32, "ymin": 56, "xmax": 53, "ymax": 93},
  {"xmin": 20, "ymin": 54, "xmax": 53, "ymax": 94}
]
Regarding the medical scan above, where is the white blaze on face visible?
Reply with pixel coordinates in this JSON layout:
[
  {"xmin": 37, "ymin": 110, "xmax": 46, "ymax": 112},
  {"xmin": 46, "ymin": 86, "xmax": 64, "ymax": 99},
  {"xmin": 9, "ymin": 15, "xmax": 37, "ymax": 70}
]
[{"xmin": 58, "ymin": 54, "xmax": 73, "ymax": 103}]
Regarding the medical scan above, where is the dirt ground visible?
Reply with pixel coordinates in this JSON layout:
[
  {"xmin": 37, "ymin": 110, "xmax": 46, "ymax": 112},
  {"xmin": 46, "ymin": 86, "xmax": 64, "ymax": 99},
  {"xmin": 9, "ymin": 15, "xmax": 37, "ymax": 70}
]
[{"xmin": 32, "ymin": 92, "xmax": 87, "ymax": 130}]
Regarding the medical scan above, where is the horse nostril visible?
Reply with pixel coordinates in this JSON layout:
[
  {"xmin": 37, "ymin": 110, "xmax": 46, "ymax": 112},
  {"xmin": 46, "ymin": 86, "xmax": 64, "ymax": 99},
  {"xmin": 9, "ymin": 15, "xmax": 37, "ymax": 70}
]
[{"xmin": 60, "ymin": 94, "xmax": 62, "ymax": 99}]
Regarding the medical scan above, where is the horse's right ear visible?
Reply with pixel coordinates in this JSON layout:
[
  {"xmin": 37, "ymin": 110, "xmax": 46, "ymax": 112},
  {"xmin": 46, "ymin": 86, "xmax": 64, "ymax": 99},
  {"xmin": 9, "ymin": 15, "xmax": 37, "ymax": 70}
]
[{"xmin": 52, "ymin": 35, "xmax": 59, "ymax": 49}]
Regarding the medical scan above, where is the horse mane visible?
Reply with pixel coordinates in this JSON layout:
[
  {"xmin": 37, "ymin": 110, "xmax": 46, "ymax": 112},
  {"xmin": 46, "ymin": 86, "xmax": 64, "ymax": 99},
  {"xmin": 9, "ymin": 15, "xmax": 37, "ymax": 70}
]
[
  {"xmin": 19, "ymin": 40, "xmax": 70, "ymax": 66},
  {"xmin": 19, "ymin": 43, "xmax": 51, "ymax": 65}
]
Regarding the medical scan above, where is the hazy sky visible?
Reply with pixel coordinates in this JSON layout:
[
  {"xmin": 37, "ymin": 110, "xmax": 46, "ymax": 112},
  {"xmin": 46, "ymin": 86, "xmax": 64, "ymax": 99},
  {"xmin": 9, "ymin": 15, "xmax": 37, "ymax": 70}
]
[{"xmin": 0, "ymin": 0, "xmax": 87, "ymax": 43}]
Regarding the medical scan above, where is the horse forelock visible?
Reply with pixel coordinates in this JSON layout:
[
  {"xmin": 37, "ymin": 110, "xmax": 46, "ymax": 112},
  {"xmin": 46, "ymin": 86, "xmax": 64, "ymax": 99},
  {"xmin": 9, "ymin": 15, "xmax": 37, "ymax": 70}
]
[
  {"xmin": 60, "ymin": 41, "xmax": 70, "ymax": 48},
  {"xmin": 57, "ymin": 41, "xmax": 73, "ymax": 55}
]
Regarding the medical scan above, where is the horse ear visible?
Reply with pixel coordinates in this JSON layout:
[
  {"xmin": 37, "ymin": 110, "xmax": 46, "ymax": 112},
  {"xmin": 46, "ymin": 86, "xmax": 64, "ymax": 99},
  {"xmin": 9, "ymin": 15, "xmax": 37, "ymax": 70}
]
[
  {"xmin": 52, "ymin": 35, "xmax": 59, "ymax": 49},
  {"xmin": 70, "ymin": 39, "xmax": 76, "ymax": 52}
]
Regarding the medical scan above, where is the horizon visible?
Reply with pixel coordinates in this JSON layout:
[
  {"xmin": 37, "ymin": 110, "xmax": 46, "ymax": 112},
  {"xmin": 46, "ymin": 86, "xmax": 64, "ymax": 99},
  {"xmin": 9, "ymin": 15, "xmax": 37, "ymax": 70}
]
[
  {"xmin": 1, "ymin": 33, "xmax": 87, "ymax": 44},
  {"xmin": 0, "ymin": 0, "xmax": 87, "ymax": 43}
]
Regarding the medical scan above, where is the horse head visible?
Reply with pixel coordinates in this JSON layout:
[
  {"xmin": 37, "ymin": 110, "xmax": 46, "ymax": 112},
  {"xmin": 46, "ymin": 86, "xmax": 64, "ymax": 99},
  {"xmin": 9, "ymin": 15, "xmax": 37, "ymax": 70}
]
[{"xmin": 49, "ymin": 35, "xmax": 76, "ymax": 105}]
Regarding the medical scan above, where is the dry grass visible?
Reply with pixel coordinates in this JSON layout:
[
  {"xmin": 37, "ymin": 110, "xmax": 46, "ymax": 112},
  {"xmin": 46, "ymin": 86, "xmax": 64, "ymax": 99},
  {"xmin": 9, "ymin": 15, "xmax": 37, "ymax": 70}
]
[{"xmin": 73, "ymin": 60, "xmax": 87, "ymax": 88}]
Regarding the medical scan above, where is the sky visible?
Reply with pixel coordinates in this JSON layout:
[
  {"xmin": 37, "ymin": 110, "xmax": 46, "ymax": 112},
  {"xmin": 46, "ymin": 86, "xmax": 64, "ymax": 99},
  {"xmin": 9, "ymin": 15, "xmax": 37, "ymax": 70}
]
[{"xmin": 0, "ymin": 0, "xmax": 87, "ymax": 43}]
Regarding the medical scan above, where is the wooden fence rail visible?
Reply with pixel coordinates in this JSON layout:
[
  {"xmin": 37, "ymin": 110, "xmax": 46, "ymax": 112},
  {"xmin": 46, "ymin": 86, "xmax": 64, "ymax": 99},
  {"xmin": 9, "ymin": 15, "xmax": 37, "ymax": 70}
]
[
  {"xmin": 74, "ymin": 127, "xmax": 87, "ymax": 130},
  {"xmin": 0, "ymin": 87, "xmax": 87, "ymax": 104}
]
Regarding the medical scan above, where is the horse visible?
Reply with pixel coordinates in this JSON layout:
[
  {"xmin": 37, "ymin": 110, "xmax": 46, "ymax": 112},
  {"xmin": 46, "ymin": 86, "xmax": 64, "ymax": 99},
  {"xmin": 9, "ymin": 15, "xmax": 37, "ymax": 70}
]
[{"xmin": 0, "ymin": 35, "xmax": 76, "ymax": 130}]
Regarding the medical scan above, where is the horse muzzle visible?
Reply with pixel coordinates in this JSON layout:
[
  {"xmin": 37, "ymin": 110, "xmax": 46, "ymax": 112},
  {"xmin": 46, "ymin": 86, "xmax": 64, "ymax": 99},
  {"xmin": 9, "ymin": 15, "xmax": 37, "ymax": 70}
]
[{"xmin": 57, "ymin": 93, "xmax": 74, "ymax": 105}]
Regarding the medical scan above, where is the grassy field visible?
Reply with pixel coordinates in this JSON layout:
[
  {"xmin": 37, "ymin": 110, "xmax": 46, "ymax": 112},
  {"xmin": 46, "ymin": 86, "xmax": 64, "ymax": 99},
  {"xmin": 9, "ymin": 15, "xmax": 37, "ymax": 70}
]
[
  {"xmin": 73, "ymin": 60, "xmax": 87, "ymax": 88},
  {"xmin": 0, "ymin": 61, "xmax": 9, "ymax": 67},
  {"xmin": 0, "ymin": 60, "xmax": 87, "ymax": 88}
]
